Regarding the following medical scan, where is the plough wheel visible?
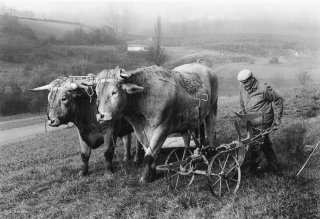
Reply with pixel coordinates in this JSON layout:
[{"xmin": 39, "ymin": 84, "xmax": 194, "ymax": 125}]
[
  {"xmin": 207, "ymin": 151, "xmax": 241, "ymax": 197},
  {"xmin": 165, "ymin": 148, "xmax": 193, "ymax": 190}
]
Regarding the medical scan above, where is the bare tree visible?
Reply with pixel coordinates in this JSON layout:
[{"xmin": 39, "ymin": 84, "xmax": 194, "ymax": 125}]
[
  {"xmin": 120, "ymin": 5, "xmax": 134, "ymax": 39},
  {"xmin": 149, "ymin": 16, "xmax": 168, "ymax": 66},
  {"xmin": 106, "ymin": 3, "xmax": 121, "ymax": 35},
  {"xmin": 154, "ymin": 16, "xmax": 162, "ymax": 64},
  {"xmin": 106, "ymin": 3, "xmax": 134, "ymax": 38},
  {"xmin": 296, "ymin": 71, "xmax": 311, "ymax": 86}
]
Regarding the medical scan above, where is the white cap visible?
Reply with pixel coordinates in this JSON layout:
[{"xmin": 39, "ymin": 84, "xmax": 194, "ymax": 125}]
[{"xmin": 237, "ymin": 69, "xmax": 253, "ymax": 82}]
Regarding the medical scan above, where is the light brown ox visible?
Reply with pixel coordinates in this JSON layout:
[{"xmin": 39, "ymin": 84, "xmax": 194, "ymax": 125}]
[{"xmin": 95, "ymin": 63, "xmax": 218, "ymax": 182}]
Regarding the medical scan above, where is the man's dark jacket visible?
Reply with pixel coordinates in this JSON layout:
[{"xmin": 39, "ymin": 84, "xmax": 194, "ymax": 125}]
[{"xmin": 239, "ymin": 78, "xmax": 284, "ymax": 127}]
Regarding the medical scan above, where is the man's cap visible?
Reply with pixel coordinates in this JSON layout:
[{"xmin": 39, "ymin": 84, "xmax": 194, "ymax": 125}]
[{"xmin": 237, "ymin": 69, "xmax": 253, "ymax": 82}]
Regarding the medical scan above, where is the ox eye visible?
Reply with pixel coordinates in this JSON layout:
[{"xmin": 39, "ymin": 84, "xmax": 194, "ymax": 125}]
[
  {"xmin": 112, "ymin": 90, "xmax": 117, "ymax": 95},
  {"xmin": 61, "ymin": 96, "xmax": 67, "ymax": 101}
]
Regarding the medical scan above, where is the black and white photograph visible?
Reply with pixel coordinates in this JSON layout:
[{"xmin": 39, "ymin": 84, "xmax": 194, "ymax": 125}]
[{"xmin": 0, "ymin": 0, "xmax": 319, "ymax": 218}]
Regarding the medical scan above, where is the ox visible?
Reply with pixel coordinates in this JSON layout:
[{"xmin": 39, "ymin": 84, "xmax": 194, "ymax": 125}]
[
  {"xmin": 31, "ymin": 76, "xmax": 143, "ymax": 175},
  {"xmin": 95, "ymin": 63, "xmax": 218, "ymax": 182}
]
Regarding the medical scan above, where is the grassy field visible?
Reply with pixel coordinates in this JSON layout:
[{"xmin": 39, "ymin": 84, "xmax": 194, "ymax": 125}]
[{"xmin": 1, "ymin": 87, "xmax": 320, "ymax": 218}]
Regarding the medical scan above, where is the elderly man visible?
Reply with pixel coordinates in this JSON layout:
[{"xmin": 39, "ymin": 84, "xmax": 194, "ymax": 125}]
[{"xmin": 238, "ymin": 69, "xmax": 283, "ymax": 176}]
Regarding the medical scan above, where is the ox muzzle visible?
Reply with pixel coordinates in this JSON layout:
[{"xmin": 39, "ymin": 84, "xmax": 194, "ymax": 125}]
[
  {"xmin": 96, "ymin": 113, "xmax": 113, "ymax": 123},
  {"xmin": 47, "ymin": 118, "xmax": 61, "ymax": 127}
]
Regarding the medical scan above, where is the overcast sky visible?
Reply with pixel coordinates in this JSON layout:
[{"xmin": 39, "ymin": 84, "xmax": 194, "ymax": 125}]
[{"xmin": 1, "ymin": 0, "xmax": 319, "ymax": 25}]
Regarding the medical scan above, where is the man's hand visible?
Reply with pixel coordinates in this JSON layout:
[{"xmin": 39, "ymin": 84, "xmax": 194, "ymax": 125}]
[{"xmin": 273, "ymin": 118, "xmax": 281, "ymax": 126}]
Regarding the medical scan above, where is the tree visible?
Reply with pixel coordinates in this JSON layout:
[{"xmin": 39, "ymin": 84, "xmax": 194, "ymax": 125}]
[
  {"xmin": 106, "ymin": 3, "xmax": 134, "ymax": 39},
  {"xmin": 149, "ymin": 16, "xmax": 168, "ymax": 66},
  {"xmin": 296, "ymin": 71, "xmax": 311, "ymax": 86},
  {"xmin": 120, "ymin": 5, "xmax": 134, "ymax": 39},
  {"xmin": 107, "ymin": 3, "xmax": 120, "ymax": 35}
]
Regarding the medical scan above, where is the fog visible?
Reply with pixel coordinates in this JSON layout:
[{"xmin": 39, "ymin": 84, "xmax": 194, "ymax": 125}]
[{"xmin": 1, "ymin": 0, "xmax": 319, "ymax": 34}]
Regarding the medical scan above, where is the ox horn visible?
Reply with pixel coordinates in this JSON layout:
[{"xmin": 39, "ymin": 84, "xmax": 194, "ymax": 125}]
[
  {"xmin": 116, "ymin": 67, "xmax": 129, "ymax": 80},
  {"xmin": 29, "ymin": 84, "xmax": 52, "ymax": 91},
  {"xmin": 120, "ymin": 72, "xmax": 130, "ymax": 79}
]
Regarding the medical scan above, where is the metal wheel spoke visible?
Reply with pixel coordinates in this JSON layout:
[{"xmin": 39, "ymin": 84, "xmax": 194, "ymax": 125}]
[
  {"xmin": 219, "ymin": 179, "xmax": 222, "ymax": 196},
  {"xmin": 229, "ymin": 178, "xmax": 240, "ymax": 183},
  {"xmin": 222, "ymin": 153, "xmax": 230, "ymax": 171},
  {"xmin": 182, "ymin": 149, "xmax": 186, "ymax": 159},
  {"xmin": 182, "ymin": 163, "xmax": 188, "ymax": 169},
  {"xmin": 175, "ymin": 153, "xmax": 179, "ymax": 161},
  {"xmin": 226, "ymin": 164, "xmax": 238, "ymax": 174},
  {"xmin": 168, "ymin": 172, "xmax": 179, "ymax": 178},
  {"xmin": 209, "ymin": 172, "xmax": 220, "ymax": 176},
  {"xmin": 225, "ymin": 179, "xmax": 230, "ymax": 192},
  {"xmin": 175, "ymin": 174, "xmax": 180, "ymax": 188},
  {"xmin": 218, "ymin": 158, "xmax": 223, "ymax": 169},
  {"xmin": 188, "ymin": 175, "xmax": 195, "ymax": 186},
  {"xmin": 210, "ymin": 177, "xmax": 221, "ymax": 188}
]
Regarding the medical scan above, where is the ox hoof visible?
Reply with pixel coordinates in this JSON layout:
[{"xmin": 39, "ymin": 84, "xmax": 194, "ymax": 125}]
[
  {"xmin": 78, "ymin": 170, "xmax": 89, "ymax": 177},
  {"xmin": 133, "ymin": 159, "xmax": 143, "ymax": 167},
  {"xmin": 103, "ymin": 172, "xmax": 114, "ymax": 180},
  {"xmin": 105, "ymin": 168, "xmax": 115, "ymax": 175},
  {"xmin": 123, "ymin": 156, "xmax": 131, "ymax": 163},
  {"xmin": 139, "ymin": 172, "xmax": 156, "ymax": 183},
  {"xmin": 106, "ymin": 164, "xmax": 115, "ymax": 173},
  {"xmin": 139, "ymin": 177, "xmax": 148, "ymax": 184}
]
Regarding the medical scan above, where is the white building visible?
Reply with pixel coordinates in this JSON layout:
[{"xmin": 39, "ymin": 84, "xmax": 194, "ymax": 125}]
[
  {"xmin": 127, "ymin": 44, "xmax": 148, "ymax": 52},
  {"xmin": 127, "ymin": 38, "xmax": 153, "ymax": 52}
]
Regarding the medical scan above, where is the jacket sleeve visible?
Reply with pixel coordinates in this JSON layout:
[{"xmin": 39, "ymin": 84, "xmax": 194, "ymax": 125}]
[
  {"xmin": 239, "ymin": 86, "xmax": 246, "ymax": 113},
  {"xmin": 264, "ymin": 84, "xmax": 284, "ymax": 120}
]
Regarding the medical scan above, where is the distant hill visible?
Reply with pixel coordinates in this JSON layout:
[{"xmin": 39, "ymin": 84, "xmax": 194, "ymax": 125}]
[
  {"xmin": 162, "ymin": 18, "xmax": 320, "ymax": 53},
  {"xmin": 0, "ymin": 14, "xmax": 115, "ymax": 39}
]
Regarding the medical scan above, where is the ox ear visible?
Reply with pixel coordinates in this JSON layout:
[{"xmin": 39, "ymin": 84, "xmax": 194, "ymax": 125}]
[{"xmin": 121, "ymin": 83, "xmax": 144, "ymax": 94}]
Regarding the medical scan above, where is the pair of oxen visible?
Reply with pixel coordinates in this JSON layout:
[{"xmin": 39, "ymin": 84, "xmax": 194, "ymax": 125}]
[{"xmin": 31, "ymin": 62, "xmax": 218, "ymax": 182}]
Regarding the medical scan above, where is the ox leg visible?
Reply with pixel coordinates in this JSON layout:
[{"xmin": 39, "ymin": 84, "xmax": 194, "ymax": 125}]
[
  {"xmin": 182, "ymin": 132, "xmax": 191, "ymax": 149},
  {"xmin": 205, "ymin": 99, "xmax": 218, "ymax": 147},
  {"xmin": 104, "ymin": 132, "xmax": 117, "ymax": 173},
  {"xmin": 122, "ymin": 133, "xmax": 132, "ymax": 162},
  {"xmin": 140, "ymin": 127, "xmax": 167, "ymax": 183},
  {"xmin": 134, "ymin": 140, "xmax": 144, "ymax": 166},
  {"xmin": 79, "ymin": 144, "xmax": 91, "ymax": 176}
]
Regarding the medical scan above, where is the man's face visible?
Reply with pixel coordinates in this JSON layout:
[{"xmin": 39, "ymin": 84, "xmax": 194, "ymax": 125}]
[{"xmin": 241, "ymin": 77, "xmax": 255, "ymax": 90}]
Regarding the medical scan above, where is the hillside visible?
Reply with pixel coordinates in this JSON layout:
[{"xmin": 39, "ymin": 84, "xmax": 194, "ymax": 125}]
[
  {"xmin": 1, "ymin": 85, "xmax": 320, "ymax": 218},
  {"xmin": 1, "ymin": 14, "xmax": 320, "ymax": 116},
  {"xmin": 0, "ymin": 16, "xmax": 153, "ymax": 116}
]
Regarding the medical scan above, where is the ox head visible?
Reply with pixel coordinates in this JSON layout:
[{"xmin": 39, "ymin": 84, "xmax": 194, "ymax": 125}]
[
  {"xmin": 31, "ymin": 77, "xmax": 94, "ymax": 127},
  {"xmin": 95, "ymin": 68, "xmax": 144, "ymax": 122}
]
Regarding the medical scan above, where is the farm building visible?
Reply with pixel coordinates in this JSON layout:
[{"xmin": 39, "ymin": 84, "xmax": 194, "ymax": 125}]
[
  {"xmin": 127, "ymin": 38, "xmax": 153, "ymax": 52},
  {"xmin": 127, "ymin": 44, "xmax": 148, "ymax": 51}
]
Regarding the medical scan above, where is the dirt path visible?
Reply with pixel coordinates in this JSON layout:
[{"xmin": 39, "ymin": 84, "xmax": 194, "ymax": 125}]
[
  {"xmin": 0, "ymin": 96, "xmax": 238, "ymax": 146},
  {"xmin": 0, "ymin": 116, "xmax": 67, "ymax": 145}
]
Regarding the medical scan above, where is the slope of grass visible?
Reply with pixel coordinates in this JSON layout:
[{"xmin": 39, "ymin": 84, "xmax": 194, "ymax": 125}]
[{"xmin": 1, "ymin": 88, "xmax": 320, "ymax": 218}]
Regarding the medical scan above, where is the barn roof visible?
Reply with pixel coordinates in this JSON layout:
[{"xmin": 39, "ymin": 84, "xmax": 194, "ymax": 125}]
[{"xmin": 127, "ymin": 38, "xmax": 153, "ymax": 46}]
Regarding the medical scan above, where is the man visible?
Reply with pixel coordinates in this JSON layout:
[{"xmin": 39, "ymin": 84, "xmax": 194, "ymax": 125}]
[{"xmin": 237, "ymin": 69, "xmax": 283, "ymax": 176}]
